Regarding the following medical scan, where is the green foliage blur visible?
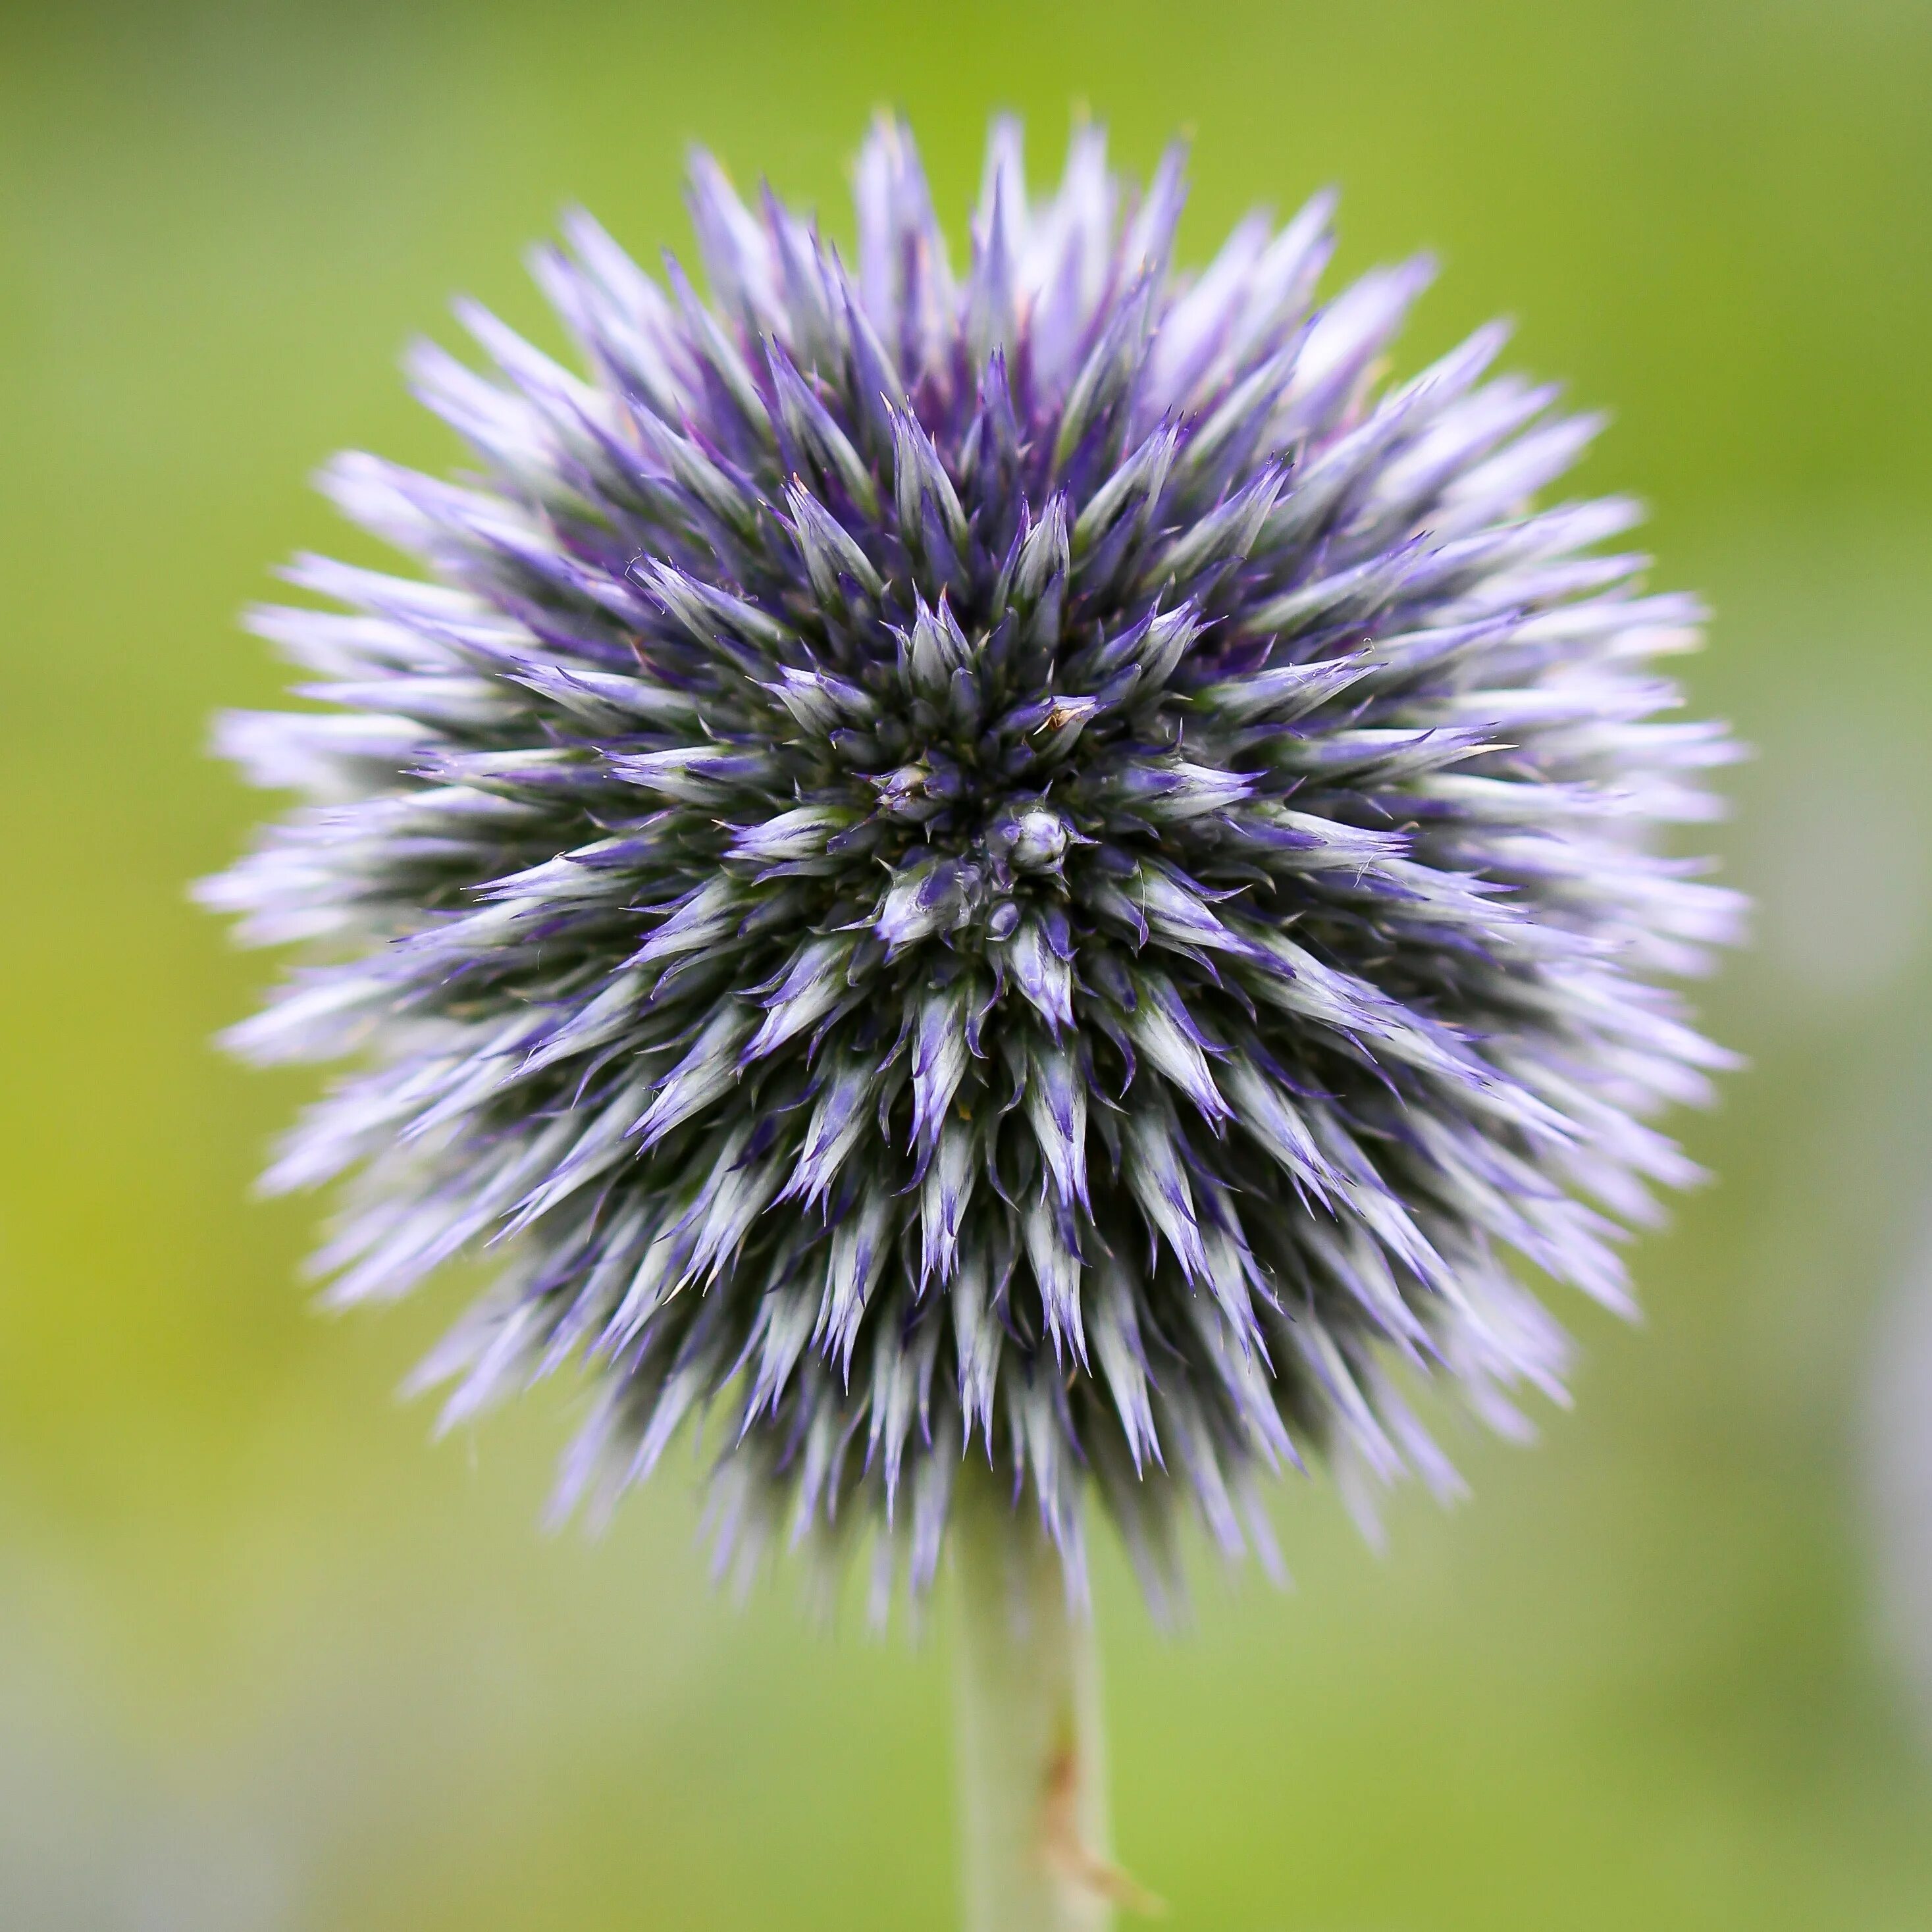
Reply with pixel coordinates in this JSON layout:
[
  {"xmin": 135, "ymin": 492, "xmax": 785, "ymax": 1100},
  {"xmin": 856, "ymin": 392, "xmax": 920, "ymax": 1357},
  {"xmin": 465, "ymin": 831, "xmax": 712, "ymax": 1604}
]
[{"xmin": 4, "ymin": 2, "xmax": 1931, "ymax": 1925}]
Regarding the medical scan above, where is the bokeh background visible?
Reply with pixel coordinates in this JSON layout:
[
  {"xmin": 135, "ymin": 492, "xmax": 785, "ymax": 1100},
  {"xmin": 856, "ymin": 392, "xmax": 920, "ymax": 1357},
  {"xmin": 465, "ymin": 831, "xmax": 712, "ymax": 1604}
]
[{"xmin": 5, "ymin": 1, "xmax": 1932, "ymax": 1926}]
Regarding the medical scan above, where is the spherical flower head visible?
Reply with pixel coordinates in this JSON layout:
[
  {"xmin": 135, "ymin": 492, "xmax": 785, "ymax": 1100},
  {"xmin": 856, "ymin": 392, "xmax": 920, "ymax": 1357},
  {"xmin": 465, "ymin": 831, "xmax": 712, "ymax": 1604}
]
[{"xmin": 203, "ymin": 117, "xmax": 1744, "ymax": 1616}]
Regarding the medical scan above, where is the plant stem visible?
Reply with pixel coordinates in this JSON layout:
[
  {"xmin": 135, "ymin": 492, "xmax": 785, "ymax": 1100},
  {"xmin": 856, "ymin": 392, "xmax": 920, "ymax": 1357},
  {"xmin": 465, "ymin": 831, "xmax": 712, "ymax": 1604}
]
[{"xmin": 951, "ymin": 1471, "xmax": 1116, "ymax": 1932}]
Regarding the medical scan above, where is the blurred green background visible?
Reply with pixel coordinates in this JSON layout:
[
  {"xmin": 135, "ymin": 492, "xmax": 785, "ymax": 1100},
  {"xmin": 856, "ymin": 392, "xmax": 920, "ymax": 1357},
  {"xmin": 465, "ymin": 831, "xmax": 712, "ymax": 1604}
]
[{"xmin": 5, "ymin": 1, "xmax": 1932, "ymax": 1926}]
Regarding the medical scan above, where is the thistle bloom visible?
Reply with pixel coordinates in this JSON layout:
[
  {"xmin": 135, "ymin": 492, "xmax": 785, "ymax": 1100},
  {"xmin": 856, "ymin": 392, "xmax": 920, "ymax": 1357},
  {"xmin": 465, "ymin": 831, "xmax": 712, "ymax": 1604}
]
[{"xmin": 204, "ymin": 118, "xmax": 1741, "ymax": 1613}]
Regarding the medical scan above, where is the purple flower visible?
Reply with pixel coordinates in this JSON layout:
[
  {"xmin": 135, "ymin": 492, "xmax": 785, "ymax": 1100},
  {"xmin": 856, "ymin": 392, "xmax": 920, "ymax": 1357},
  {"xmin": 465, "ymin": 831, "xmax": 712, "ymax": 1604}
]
[{"xmin": 202, "ymin": 117, "xmax": 1743, "ymax": 1614}]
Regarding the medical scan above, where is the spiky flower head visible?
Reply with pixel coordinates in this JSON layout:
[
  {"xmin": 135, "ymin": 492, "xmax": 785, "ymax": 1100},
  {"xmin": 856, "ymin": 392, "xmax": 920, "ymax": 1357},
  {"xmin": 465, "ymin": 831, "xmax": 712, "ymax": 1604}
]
[{"xmin": 203, "ymin": 117, "xmax": 1742, "ymax": 1614}]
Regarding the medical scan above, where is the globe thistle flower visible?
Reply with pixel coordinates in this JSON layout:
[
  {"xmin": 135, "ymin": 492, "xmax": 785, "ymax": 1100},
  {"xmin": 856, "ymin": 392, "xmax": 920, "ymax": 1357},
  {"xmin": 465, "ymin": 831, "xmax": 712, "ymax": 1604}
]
[{"xmin": 203, "ymin": 116, "xmax": 1742, "ymax": 1616}]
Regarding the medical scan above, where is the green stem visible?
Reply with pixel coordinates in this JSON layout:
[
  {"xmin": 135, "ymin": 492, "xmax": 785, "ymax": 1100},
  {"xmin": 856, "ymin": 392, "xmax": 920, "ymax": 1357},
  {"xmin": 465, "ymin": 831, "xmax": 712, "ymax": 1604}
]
[{"xmin": 951, "ymin": 1471, "xmax": 1116, "ymax": 1932}]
